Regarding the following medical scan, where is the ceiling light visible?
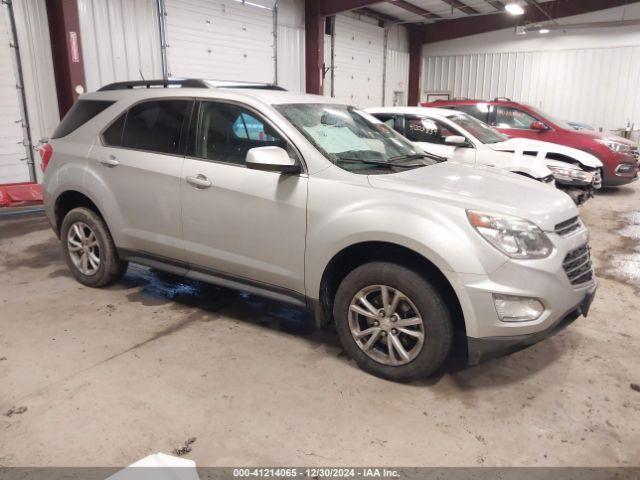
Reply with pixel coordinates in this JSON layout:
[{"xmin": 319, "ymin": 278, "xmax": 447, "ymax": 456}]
[
  {"xmin": 505, "ymin": 3, "xmax": 525, "ymax": 15},
  {"xmin": 539, "ymin": 28, "xmax": 550, "ymax": 34}
]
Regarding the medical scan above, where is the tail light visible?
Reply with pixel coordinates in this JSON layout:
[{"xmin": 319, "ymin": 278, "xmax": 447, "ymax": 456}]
[{"xmin": 39, "ymin": 143, "xmax": 53, "ymax": 172}]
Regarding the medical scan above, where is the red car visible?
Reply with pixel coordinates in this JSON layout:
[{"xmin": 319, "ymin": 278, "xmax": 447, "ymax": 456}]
[{"xmin": 423, "ymin": 98, "xmax": 639, "ymax": 187}]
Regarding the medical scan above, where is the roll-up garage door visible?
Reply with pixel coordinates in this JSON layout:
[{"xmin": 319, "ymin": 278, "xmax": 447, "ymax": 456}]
[
  {"xmin": 0, "ymin": 5, "xmax": 29, "ymax": 184},
  {"xmin": 332, "ymin": 15, "xmax": 384, "ymax": 108},
  {"xmin": 164, "ymin": 0, "xmax": 276, "ymax": 83}
]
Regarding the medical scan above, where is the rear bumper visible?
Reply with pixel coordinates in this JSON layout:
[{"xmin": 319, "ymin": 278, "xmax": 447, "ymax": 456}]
[{"xmin": 467, "ymin": 284, "xmax": 596, "ymax": 365}]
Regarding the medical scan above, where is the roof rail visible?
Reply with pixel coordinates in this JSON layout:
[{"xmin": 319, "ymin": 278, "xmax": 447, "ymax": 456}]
[
  {"xmin": 97, "ymin": 78, "xmax": 287, "ymax": 92},
  {"xmin": 206, "ymin": 80, "xmax": 287, "ymax": 91},
  {"xmin": 493, "ymin": 97, "xmax": 512, "ymax": 101},
  {"xmin": 98, "ymin": 79, "xmax": 209, "ymax": 91}
]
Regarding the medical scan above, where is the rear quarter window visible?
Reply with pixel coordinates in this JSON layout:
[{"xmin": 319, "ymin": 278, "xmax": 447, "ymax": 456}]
[{"xmin": 51, "ymin": 100, "xmax": 115, "ymax": 139}]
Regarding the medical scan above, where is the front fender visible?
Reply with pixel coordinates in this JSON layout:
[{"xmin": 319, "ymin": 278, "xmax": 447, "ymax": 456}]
[{"xmin": 305, "ymin": 196, "xmax": 507, "ymax": 300}]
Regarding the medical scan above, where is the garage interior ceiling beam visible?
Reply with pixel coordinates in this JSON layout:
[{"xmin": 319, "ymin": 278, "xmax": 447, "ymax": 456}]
[
  {"xmin": 439, "ymin": 0, "xmax": 479, "ymax": 15},
  {"xmin": 419, "ymin": 0, "xmax": 640, "ymax": 43},
  {"xmin": 485, "ymin": 0, "xmax": 505, "ymax": 11},
  {"xmin": 317, "ymin": 0, "xmax": 384, "ymax": 16},
  {"xmin": 387, "ymin": 0, "xmax": 440, "ymax": 20},
  {"xmin": 355, "ymin": 7, "xmax": 404, "ymax": 23}
]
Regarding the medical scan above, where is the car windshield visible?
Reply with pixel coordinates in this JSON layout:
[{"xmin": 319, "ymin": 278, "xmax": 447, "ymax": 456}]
[
  {"xmin": 446, "ymin": 112, "xmax": 508, "ymax": 144},
  {"xmin": 526, "ymin": 105, "xmax": 573, "ymax": 130},
  {"xmin": 275, "ymin": 103, "xmax": 439, "ymax": 172}
]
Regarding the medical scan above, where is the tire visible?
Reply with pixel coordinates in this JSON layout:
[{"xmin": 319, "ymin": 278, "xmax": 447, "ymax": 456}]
[
  {"xmin": 333, "ymin": 262, "xmax": 453, "ymax": 382},
  {"xmin": 60, "ymin": 207, "xmax": 128, "ymax": 287}
]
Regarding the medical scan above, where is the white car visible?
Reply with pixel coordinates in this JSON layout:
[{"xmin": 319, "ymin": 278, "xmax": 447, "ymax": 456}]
[{"xmin": 366, "ymin": 106, "xmax": 603, "ymax": 205}]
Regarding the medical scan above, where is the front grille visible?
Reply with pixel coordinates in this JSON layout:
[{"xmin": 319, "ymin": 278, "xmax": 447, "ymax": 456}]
[
  {"xmin": 563, "ymin": 244, "xmax": 593, "ymax": 285},
  {"xmin": 555, "ymin": 216, "xmax": 583, "ymax": 236}
]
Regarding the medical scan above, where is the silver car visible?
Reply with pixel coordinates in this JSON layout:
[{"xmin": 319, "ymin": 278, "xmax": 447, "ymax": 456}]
[{"xmin": 42, "ymin": 79, "xmax": 597, "ymax": 382}]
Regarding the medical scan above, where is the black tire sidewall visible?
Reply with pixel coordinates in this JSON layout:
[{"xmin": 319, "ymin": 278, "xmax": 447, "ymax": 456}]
[
  {"xmin": 334, "ymin": 262, "xmax": 453, "ymax": 382},
  {"xmin": 60, "ymin": 207, "xmax": 123, "ymax": 287}
]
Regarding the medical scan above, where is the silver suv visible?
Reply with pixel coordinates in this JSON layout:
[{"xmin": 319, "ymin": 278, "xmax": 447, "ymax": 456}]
[{"xmin": 42, "ymin": 79, "xmax": 597, "ymax": 382}]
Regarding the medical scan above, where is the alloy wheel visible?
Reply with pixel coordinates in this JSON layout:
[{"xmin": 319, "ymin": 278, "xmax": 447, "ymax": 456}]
[
  {"xmin": 67, "ymin": 221, "xmax": 101, "ymax": 276},
  {"xmin": 348, "ymin": 285, "xmax": 425, "ymax": 366}
]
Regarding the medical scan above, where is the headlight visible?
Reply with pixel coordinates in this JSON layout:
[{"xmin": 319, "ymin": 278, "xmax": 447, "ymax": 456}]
[
  {"xmin": 546, "ymin": 165, "xmax": 594, "ymax": 185},
  {"xmin": 596, "ymin": 138, "xmax": 632, "ymax": 153},
  {"xmin": 467, "ymin": 210, "xmax": 553, "ymax": 259}
]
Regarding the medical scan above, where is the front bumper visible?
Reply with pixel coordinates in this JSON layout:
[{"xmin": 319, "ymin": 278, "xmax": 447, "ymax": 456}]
[
  {"xmin": 601, "ymin": 151, "xmax": 639, "ymax": 186},
  {"xmin": 467, "ymin": 284, "xmax": 596, "ymax": 365}
]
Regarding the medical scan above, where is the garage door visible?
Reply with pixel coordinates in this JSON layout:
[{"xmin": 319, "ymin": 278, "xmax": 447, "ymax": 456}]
[
  {"xmin": 0, "ymin": 6, "xmax": 29, "ymax": 184},
  {"xmin": 164, "ymin": 0, "xmax": 276, "ymax": 83},
  {"xmin": 332, "ymin": 15, "xmax": 384, "ymax": 108}
]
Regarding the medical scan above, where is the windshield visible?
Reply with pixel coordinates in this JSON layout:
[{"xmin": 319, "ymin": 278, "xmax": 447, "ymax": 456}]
[
  {"xmin": 526, "ymin": 105, "xmax": 573, "ymax": 130},
  {"xmin": 276, "ymin": 103, "xmax": 439, "ymax": 172},
  {"xmin": 446, "ymin": 112, "xmax": 508, "ymax": 144}
]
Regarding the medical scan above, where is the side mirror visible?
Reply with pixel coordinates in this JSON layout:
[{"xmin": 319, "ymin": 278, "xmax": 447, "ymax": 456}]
[
  {"xmin": 444, "ymin": 135, "xmax": 468, "ymax": 146},
  {"xmin": 531, "ymin": 121, "xmax": 548, "ymax": 131},
  {"xmin": 246, "ymin": 146, "xmax": 301, "ymax": 174}
]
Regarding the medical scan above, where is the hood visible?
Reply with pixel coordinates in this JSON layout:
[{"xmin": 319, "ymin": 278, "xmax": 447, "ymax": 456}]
[
  {"xmin": 368, "ymin": 162, "xmax": 577, "ymax": 232},
  {"xmin": 489, "ymin": 138, "xmax": 603, "ymax": 168},
  {"xmin": 574, "ymin": 129, "xmax": 637, "ymax": 146}
]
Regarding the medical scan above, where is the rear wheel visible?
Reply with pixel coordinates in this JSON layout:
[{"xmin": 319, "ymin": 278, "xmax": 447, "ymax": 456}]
[
  {"xmin": 60, "ymin": 207, "xmax": 128, "ymax": 287},
  {"xmin": 334, "ymin": 262, "xmax": 453, "ymax": 382}
]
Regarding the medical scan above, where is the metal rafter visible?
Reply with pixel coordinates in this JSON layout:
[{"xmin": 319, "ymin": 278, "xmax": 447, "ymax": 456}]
[
  {"xmin": 355, "ymin": 7, "xmax": 403, "ymax": 23},
  {"xmin": 388, "ymin": 0, "xmax": 441, "ymax": 20},
  {"xmin": 318, "ymin": 0, "xmax": 384, "ymax": 16},
  {"xmin": 439, "ymin": 0, "xmax": 479, "ymax": 15},
  {"xmin": 485, "ymin": 0, "xmax": 505, "ymax": 10}
]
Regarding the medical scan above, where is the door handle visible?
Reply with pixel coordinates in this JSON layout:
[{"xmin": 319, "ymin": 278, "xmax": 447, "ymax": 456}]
[
  {"xmin": 100, "ymin": 155, "xmax": 119, "ymax": 167},
  {"xmin": 186, "ymin": 174, "xmax": 212, "ymax": 189}
]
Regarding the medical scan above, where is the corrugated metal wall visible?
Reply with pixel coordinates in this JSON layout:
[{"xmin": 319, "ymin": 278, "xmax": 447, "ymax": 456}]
[
  {"xmin": 12, "ymin": 0, "xmax": 59, "ymax": 180},
  {"xmin": 78, "ymin": 0, "xmax": 163, "ymax": 91},
  {"xmin": 277, "ymin": 24, "xmax": 304, "ymax": 92},
  {"xmin": 164, "ymin": 0, "xmax": 276, "ymax": 82},
  {"xmin": 424, "ymin": 45, "xmax": 640, "ymax": 131},
  {"xmin": 385, "ymin": 49, "xmax": 409, "ymax": 106}
]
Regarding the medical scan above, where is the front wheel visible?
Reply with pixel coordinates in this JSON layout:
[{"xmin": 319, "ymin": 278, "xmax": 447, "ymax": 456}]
[{"xmin": 333, "ymin": 262, "xmax": 453, "ymax": 382}]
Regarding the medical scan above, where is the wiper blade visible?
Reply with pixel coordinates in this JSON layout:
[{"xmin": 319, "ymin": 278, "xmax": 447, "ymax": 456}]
[
  {"xmin": 335, "ymin": 158, "xmax": 416, "ymax": 169},
  {"xmin": 389, "ymin": 153, "xmax": 446, "ymax": 163}
]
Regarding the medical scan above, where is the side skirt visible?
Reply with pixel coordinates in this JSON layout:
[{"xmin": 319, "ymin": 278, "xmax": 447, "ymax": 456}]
[{"xmin": 118, "ymin": 249, "xmax": 308, "ymax": 309}]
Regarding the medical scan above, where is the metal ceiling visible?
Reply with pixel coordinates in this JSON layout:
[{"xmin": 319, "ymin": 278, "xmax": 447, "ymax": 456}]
[{"xmin": 363, "ymin": 0, "xmax": 555, "ymax": 24}]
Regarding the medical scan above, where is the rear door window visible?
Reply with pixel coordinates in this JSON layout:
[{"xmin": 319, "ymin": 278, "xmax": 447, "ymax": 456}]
[
  {"xmin": 122, "ymin": 100, "xmax": 191, "ymax": 155},
  {"xmin": 102, "ymin": 114, "xmax": 126, "ymax": 147},
  {"xmin": 51, "ymin": 100, "xmax": 115, "ymax": 138}
]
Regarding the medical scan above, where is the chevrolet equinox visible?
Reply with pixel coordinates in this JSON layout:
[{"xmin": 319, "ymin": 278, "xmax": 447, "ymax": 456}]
[{"xmin": 41, "ymin": 79, "xmax": 597, "ymax": 382}]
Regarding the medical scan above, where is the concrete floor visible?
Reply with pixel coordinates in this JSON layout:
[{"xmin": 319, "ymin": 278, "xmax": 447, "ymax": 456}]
[{"xmin": 1, "ymin": 184, "xmax": 639, "ymax": 468}]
